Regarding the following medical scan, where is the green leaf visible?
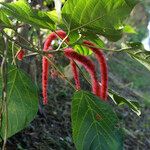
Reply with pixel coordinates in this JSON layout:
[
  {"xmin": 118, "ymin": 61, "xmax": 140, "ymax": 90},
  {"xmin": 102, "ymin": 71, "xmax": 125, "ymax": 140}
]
[
  {"xmin": 108, "ymin": 90, "xmax": 141, "ymax": 116},
  {"xmin": 72, "ymin": 32, "xmax": 105, "ymax": 56},
  {"xmin": 126, "ymin": 48, "xmax": 150, "ymax": 72},
  {"xmin": 126, "ymin": 42, "xmax": 143, "ymax": 49},
  {"xmin": 62, "ymin": 0, "xmax": 138, "ymax": 41},
  {"xmin": 0, "ymin": 10, "xmax": 12, "ymax": 27},
  {"xmin": 47, "ymin": 10, "xmax": 62, "ymax": 24},
  {"xmin": 0, "ymin": 66, "xmax": 38, "ymax": 138},
  {"xmin": 0, "ymin": 0, "xmax": 55, "ymax": 30},
  {"xmin": 123, "ymin": 25, "xmax": 137, "ymax": 34},
  {"xmin": 0, "ymin": 33, "xmax": 5, "ymax": 54},
  {"xmin": 83, "ymin": 34, "xmax": 105, "ymax": 49},
  {"xmin": 68, "ymin": 31, "xmax": 81, "ymax": 44},
  {"xmin": 72, "ymin": 90, "xmax": 123, "ymax": 150},
  {"xmin": 74, "ymin": 44, "xmax": 93, "ymax": 56}
]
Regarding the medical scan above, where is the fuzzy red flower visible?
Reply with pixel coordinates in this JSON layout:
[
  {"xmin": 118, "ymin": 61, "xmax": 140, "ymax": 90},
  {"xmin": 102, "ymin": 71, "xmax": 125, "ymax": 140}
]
[
  {"xmin": 64, "ymin": 48, "xmax": 100, "ymax": 96},
  {"xmin": 42, "ymin": 30, "xmax": 68, "ymax": 104},
  {"xmin": 83, "ymin": 40, "xmax": 108, "ymax": 100},
  {"xmin": 70, "ymin": 60, "xmax": 81, "ymax": 90}
]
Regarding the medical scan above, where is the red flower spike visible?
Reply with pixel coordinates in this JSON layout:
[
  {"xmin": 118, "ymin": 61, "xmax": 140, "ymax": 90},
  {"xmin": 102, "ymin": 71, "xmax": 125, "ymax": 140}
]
[
  {"xmin": 42, "ymin": 57, "xmax": 49, "ymax": 105},
  {"xmin": 43, "ymin": 30, "xmax": 69, "ymax": 51},
  {"xmin": 70, "ymin": 60, "xmax": 81, "ymax": 90},
  {"xmin": 83, "ymin": 40, "xmax": 108, "ymax": 100},
  {"xmin": 17, "ymin": 49, "xmax": 25, "ymax": 61},
  {"xmin": 42, "ymin": 30, "xmax": 68, "ymax": 105},
  {"xmin": 64, "ymin": 48, "xmax": 100, "ymax": 96}
]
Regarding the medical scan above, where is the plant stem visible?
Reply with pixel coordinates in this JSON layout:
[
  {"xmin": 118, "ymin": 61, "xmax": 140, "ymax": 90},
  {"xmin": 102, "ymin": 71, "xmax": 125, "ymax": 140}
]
[{"xmin": 1, "ymin": 33, "xmax": 8, "ymax": 150}]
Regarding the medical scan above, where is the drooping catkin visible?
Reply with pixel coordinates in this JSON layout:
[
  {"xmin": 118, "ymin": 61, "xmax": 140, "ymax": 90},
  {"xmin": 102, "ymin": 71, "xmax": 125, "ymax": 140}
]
[
  {"xmin": 42, "ymin": 57, "xmax": 49, "ymax": 105},
  {"xmin": 43, "ymin": 30, "xmax": 69, "ymax": 50},
  {"xmin": 64, "ymin": 48, "xmax": 100, "ymax": 96},
  {"xmin": 42, "ymin": 30, "xmax": 68, "ymax": 104},
  {"xmin": 70, "ymin": 60, "xmax": 81, "ymax": 90},
  {"xmin": 83, "ymin": 40, "xmax": 108, "ymax": 100}
]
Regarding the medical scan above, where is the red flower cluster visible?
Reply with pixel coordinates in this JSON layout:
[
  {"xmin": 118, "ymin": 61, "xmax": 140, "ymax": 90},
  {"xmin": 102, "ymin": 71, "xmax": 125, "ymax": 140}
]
[{"xmin": 42, "ymin": 30, "xmax": 108, "ymax": 104}]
